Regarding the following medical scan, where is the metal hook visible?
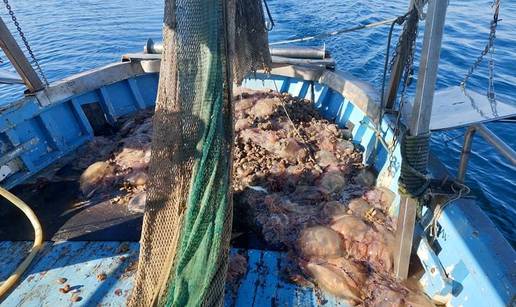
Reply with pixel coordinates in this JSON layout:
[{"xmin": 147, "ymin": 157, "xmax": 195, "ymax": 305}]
[{"xmin": 262, "ymin": 0, "xmax": 275, "ymax": 31}]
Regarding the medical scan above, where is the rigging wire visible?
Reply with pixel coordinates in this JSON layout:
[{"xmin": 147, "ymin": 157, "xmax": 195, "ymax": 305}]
[
  {"xmin": 369, "ymin": 14, "xmax": 409, "ymax": 170},
  {"xmin": 378, "ymin": 13, "xmax": 410, "ymax": 128},
  {"xmin": 370, "ymin": 10, "xmax": 417, "ymax": 175},
  {"xmin": 269, "ymin": 17, "xmax": 400, "ymax": 45}
]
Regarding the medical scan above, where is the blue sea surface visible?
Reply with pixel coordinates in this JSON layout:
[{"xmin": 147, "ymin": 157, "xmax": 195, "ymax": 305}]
[{"xmin": 0, "ymin": 0, "xmax": 514, "ymax": 246}]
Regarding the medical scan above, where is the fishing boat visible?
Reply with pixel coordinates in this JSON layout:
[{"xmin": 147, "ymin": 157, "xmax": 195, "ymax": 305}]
[{"xmin": 0, "ymin": 0, "xmax": 515, "ymax": 306}]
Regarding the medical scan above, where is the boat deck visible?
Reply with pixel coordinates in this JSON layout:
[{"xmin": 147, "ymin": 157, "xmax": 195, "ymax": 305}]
[
  {"xmin": 0, "ymin": 242, "xmax": 343, "ymax": 306},
  {"xmin": 0, "ymin": 241, "xmax": 139, "ymax": 306}
]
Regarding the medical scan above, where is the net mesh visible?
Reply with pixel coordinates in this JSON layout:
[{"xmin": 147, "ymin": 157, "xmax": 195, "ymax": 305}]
[
  {"xmin": 228, "ymin": 0, "xmax": 272, "ymax": 83},
  {"xmin": 128, "ymin": 0, "xmax": 270, "ymax": 306}
]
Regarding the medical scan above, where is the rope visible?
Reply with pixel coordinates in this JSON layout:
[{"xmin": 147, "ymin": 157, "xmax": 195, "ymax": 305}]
[
  {"xmin": 271, "ymin": 79, "xmax": 319, "ymax": 169},
  {"xmin": 439, "ymin": 131, "xmax": 466, "ymax": 146},
  {"xmin": 378, "ymin": 13, "xmax": 410, "ymax": 125},
  {"xmin": 371, "ymin": 11, "xmax": 414, "ymax": 172},
  {"xmin": 269, "ymin": 16, "xmax": 401, "ymax": 45},
  {"xmin": 400, "ymin": 132, "xmax": 431, "ymax": 197},
  {"xmin": 425, "ymin": 180, "xmax": 470, "ymax": 241}
]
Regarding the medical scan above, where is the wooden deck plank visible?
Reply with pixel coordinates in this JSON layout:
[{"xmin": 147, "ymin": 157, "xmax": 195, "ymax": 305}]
[
  {"xmin": 224, "ymin": 248, "xmax": 239, "ymax": 307},
  {"xmin": 318, "ymin": 289, "xmax": 350, "ymax": 307},
  {"xmin": 3, "ymin": 242, "xmax": 64, "ymax": 297},
  {"xmin": 52, "ymin": 241, "xmax": 123, "ymax": 306},
  {"xmin": 252, "ymin": 250, "xmax": 280, "ymax": 306},
  {"xmin": 275, "ymin": 252, "xmax": 316, "ymax": 307},
  {"xmin": 234, "ymin": 249, "xmax": 262, "ymax": 307},
  {"xmin": 6, "ymin": 241, "xmax": 103, "ymax": 306},
  {"xmin": 2, "ymin": 241, "xmax": 138, "ymax": 306},
  {"xmin": 2, "ymin": 244, "xmax": 349, "ymax": 306},
  {"xmin": 86, "ymin": 242, "xmax": 139, "ymax": 306},
  {"xmin": 0, "ymin": 241, "xmax": 33, "ymax": 281}
]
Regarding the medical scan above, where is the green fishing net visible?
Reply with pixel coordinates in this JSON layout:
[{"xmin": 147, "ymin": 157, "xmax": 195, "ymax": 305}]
[{"xmin": 128, "ymin": 0, "xmax": 270, "ymax": 306}]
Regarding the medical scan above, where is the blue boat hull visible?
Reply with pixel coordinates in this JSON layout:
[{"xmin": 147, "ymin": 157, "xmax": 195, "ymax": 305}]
[{"xmin": 0, "ymin": 58, "xmax": 514, "ymax": 306}]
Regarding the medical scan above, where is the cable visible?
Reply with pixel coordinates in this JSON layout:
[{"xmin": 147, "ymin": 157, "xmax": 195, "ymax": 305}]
[
  {"xmin": 262, "ymin": 0, "xmax": 275, "ymax": 31},
  {"xmin": 378, "ymin": 16, "xmax": 405, "ymax": 125},
  {"xmin": 2, "ymin": 0, "xmax": 49, "ymax": 85},
  {"xmin": 269, "ymin": 17, "xmax": 399, "ymax": 45},
  {"xmin": 0, "ymin": 186, "xmax": 43, "ymax": 299},
  {"xmin": 371, "ymin": 13, "xmax": 410, "ymax": 170}
]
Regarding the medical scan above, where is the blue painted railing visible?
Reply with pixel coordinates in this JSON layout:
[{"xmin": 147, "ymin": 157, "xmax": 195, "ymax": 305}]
[{"xmin": 0, "ymin": 72, "xmax": 158, "ymax": 188}]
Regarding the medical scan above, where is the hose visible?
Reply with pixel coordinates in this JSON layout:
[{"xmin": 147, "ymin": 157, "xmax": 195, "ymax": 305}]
[{"xmin": 0, "ymin": 186, "xmax": 43, "ymax": 299}]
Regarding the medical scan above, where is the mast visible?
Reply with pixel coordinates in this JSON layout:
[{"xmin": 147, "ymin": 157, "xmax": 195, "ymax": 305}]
[
  {"xmin": 394, "ymin": 0, "xmax": 448, "ymax": 280},
  {"xmin": 410, "ymin": 0, "xmax": 448, "ymax": 135}
]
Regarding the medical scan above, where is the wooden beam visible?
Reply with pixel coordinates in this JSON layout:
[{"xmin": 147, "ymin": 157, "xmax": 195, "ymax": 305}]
[
  {"xmin": 393, "ymin": 195, "xmax": 418, "ymax": 279},
  {"xmin": 0, "ymin": 17, "xmax": 44, "ymax": 92}
]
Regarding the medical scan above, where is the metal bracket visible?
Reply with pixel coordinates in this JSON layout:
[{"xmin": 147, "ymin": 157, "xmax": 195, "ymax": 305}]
[
  {"xmin": 417, "ymin": 236, "xmax": 454, "ymax": 304},
  {"xmin": 458, "ymin": 123, "xmax": 516, "ymax": 183}
]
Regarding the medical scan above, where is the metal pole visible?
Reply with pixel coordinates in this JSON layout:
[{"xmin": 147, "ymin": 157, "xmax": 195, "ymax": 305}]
[
  {"xmin": 457, "ymin": 126, "xmax": 476, "ymax": 183},
  {"xmin": 458, "ymin": 124, "xmax": 516, "ymax": 183},
  {"xmin": 475, "ymin": 124, "xmax": 516, "ymax": 165},
  {"xmin": 0, "ymin": 17, "xmax": 44, "ymax": 92},
  {"xmin": 410, "ymin": 0, "xmax": 448, "ymax": 135},
  {"xmin": 394, "ymin": 0, "xmax": 448, "ymax": 281}
]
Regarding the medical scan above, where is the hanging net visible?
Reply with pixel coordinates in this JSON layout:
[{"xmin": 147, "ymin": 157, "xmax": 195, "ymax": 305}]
[{"xmin": 128, "ymin": 0, "xmax": 270, "ymax": 306}]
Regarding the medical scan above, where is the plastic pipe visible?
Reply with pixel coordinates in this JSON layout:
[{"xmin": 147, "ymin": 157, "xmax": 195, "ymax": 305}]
[{"xmin": 0, "ymin": 186, "xmax": 43, "ymax": 299}]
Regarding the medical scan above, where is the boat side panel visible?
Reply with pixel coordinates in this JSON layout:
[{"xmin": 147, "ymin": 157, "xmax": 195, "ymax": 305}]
[
  {"xmin": 0, "ymin": 73, "xmax": 158, "ymax": 189},
  {"xmin": 242, "ymin": 76, "xmax": 401, "ymax": 200},
  {"xmin": 429, "ymin": 199, "xmax": 516, "ymax": 306},
  {"xmin": 137, "ymin": 73, "xmax": 159, "ymax": 107}
]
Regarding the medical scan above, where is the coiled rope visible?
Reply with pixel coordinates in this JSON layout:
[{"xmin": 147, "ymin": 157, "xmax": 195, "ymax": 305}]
[{"xmin": 400, "ymin": 132, "xmax": 431, "ymax": 197}]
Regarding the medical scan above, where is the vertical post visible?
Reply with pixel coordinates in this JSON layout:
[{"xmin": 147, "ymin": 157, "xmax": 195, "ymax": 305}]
[
  {"xmin": 457, "ymin": 126, "xmax": 476, "ymax": 183},
  {"xmin": 0, "ymin": 17, "xmax": 44, "ymax": 92},
  {"xmin": 410, "ymin": 0, "xmax": 448, "ymax": 135},
  {"xmin": 394, "ymin": 196, "xmax": 418, "ymax": 279},
  {"xmin": 395, "ymin": 0, "xmax": 448, "ymax": 280}
]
